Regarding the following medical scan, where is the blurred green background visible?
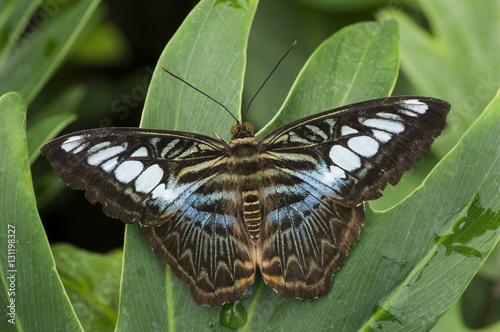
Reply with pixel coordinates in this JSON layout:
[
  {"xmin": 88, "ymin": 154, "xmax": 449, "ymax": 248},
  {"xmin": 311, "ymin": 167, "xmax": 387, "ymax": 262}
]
[{"xmin": 3, "ymin": 0, "xmax": 497, "ymax": 330}]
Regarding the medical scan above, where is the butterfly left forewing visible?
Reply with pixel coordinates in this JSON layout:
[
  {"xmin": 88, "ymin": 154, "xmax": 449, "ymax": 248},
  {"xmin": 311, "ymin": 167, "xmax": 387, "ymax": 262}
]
[{"xmin": 41, "ymin": 127, "xmax": 227, "ymax": 224}]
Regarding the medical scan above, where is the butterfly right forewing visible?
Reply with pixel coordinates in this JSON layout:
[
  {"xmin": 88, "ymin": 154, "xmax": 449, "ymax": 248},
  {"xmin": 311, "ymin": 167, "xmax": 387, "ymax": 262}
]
[{"xmin": 261, "ymin": 97, "xmax": 450, "ymax": 206}]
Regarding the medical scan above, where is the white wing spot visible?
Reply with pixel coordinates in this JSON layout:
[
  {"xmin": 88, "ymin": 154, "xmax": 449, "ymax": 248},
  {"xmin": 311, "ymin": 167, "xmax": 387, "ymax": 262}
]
[
  {"xmin": 61, "ymin": 135, "xmax": 85, "ymax": 152},
  {"xmin": 152, "ymin": 184, "xmax": 172, "ymax": 201},
  {"xmin": 329, "ymin": 145, "xmax": 361, "ymax": 172},
  {"xmin": 71, "ymin": 142, "xmax": 90, "ymax": 154},
  {"xmin": 400, "ymin": 99, "xmax": 428, "ymax": 117},
  {"xmin": 323, "ymin": 165, "xmax": 346, "ymax": 184},
  {"xmin": 361, "ymin": 118, "xmax": 404, "ymax": 134},
  {"xmin": 325, "ymin": 118, "xmax": 337, "ymax": 126},
  {"xmin": 151, "ymin": 181, "xmax": 191, "ymax": 206},
  {"xmin": 341, "ymin": 126, "xmax": 358, "ymax": 136},
  {"xmin": 101, "ymin": 157, "xmax": 119, "ymax": 173},
  {"xmin": 372, "ymin": 130, "xmax": 392, "ymax": 143},
  {"xmin": 135, "ymin": 165, "xmax": 164, "ymax": 193},
  {"xmin": 348, "ymin": 136, "xmax": 379, "ymax": 157},
  {"xmin": 87, "ymin": 143, "xmax": 127, "ymax": 166},
  {"xmin": 149, "ymin": 137, "xmax": 161, "ymax": 146},
  {"xmin": 114, "ymin": 160, "xmax": 144, "ymax": 184},
  {"xmin": 130, "ymin": 147, "xmax": 149, "ymax": 158},
  {"xmin": 88, "ymin": 142, "xmax": 112, "ymax": 154}
]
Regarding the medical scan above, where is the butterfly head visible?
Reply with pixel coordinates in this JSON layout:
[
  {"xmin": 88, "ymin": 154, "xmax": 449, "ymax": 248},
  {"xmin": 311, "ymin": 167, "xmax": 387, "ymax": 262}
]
[{"xmin": 230, "ymin": 121, "xmax": 255, "ymax": 139}]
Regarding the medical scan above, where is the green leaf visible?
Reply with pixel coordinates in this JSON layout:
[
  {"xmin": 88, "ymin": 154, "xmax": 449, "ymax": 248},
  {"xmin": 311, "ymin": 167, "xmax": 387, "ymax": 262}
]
[
  {"xmin": 258, "ymin": 20, "xmax": 400, "ymax": 137},
  {"xmin": 52, "ymin": 243, "xmax": 122, "ymax": 332},
  {"xmin": 379, "ymin": 0, "xmax": 500, "ymax": 157},
  {"xmin": 141, "ymin": 0, "xmax": 258, "ymax": 140},
  {"xmin": 0, "ymin": 0, "xmax": 101, "ymax": 104},
  {"xmin": 0, "ymin": 92, "xmax": 82, "ymax": 331},
  {"xmin": 116, "ymin": 0, "xmax": 259, "ymax": 330}
]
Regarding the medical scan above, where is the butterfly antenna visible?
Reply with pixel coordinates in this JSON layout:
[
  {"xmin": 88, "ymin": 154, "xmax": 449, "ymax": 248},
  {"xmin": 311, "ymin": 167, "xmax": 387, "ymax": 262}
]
[
  {"xmin": 160, "ymin": 67, "xmax": 240, "ymax": 123},
  {"xmin": 242, "ymin": 41, "xmax": 297, "ymax": 121}
]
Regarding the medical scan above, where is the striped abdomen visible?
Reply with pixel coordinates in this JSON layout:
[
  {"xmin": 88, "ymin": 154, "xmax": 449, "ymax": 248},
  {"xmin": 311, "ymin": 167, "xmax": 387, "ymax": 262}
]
[
  {"xmin": 242, "ymin": 190, "xmax": 262, "ymax": 239},
  {"xmin": 227, "ymin": 136, "xmax": 268, "ymax": 240}
]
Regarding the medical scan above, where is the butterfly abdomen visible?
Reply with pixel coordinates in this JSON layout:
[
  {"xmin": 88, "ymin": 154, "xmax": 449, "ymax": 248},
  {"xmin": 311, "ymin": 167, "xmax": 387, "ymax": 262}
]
[
  {"xmin": 242, "ymin": 190, "xmax": 262, "ymax": 239},
  {"xmin": 227, "ymin": 136, "xmax": 269, "ymax": 240}
]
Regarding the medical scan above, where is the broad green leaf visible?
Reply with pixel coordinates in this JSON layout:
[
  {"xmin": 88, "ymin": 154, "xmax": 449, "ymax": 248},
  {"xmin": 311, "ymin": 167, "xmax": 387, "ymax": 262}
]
[
  {"xmin": 258, "ymin": 20, "xmax": 399, "ymax": 137},
  {"xmin": 141, "ymin": 0, "xmax": 258, "ymax": 140},
  {"xmin": 0, "ymin": 0, "xmax": 40, "ymax": 64},
  {"xmin": 52, "ymin": 243, "xmax": 122, "ymax": 332},
  {"xmin": 0, "ymin": 0, "xmax": 100, "ymax": 104},
  {"xmin": 0, "ymin": 92, "xmax": 82, "ymax": 331},
  {"xmin": 243, "ymin": 0, "xmax": 370, "ymax": 130},
  {"xmin": 379, "ymin": 0, "xmax": 500, "ymax": 157},
  {"xmin": 116, "ymin": 0, "xmax": 259, "ymax": 330}
]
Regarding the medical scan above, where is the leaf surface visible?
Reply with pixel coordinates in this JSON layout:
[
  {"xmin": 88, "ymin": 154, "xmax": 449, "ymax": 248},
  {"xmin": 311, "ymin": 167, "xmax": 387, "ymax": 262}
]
[{"xmin": 0, "ymin": 92, "xmax": 82, "ymax": 331}]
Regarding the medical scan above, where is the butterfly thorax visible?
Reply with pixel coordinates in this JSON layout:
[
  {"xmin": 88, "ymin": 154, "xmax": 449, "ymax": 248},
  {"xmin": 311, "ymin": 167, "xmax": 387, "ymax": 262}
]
[{"xmin": 226, "ymin": 122, "xmax": 268, "ymax": 241}]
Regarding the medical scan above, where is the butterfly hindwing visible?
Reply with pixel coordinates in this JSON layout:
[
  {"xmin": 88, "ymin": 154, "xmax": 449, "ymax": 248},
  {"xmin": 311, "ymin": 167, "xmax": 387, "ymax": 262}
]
[
  {"xmin": 261, "ymin": 96, "xmax": 450, "ymax": 207},
  {"xmin": 257, "ymin": 170, "xmax": 365, "ymax": 300},
  {"xmin": 144, "ymin": 176, "xmax": 256, "ymax": 306}
]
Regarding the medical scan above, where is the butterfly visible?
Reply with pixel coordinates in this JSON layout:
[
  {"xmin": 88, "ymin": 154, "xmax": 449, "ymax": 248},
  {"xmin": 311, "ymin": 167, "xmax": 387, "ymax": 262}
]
[{"xmin": 41, "ymin": 95, "xmax": 449, "ymax": 306}]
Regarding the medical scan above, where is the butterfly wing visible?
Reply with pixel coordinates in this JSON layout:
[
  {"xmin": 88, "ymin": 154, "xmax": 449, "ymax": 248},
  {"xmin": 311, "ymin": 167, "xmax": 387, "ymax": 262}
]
[
  {"xmin": 257, "ymin": 96, "xmax": 450, "ymax": 299},
  {"xmin": 41, "ymin": 127, "xmax": 255, "ymax": 306},
  {"xmin": 257, "ymin": 169, "xmax": 365, "ymax": 300},
  {"xmin": 262, "ymin": 96, "xmax": 450, "ymax": 206},
  {"xmin": 143, "ymin": 176, "xmax": 256, "ymax": 306}
]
